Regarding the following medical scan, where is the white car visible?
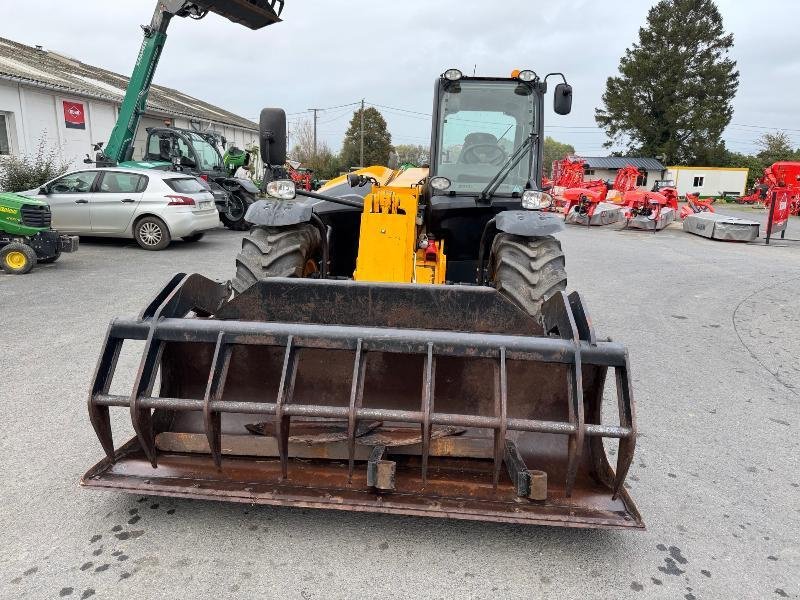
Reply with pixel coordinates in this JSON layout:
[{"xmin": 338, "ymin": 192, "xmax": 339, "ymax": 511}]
[{"xmin": 22, "ymin": 168, "xmax": 220, "ymax": 250}]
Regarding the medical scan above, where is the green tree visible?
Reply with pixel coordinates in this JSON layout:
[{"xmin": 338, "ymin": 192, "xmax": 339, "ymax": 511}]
[
  {"xmin": 543, "ymin": 137, "xmax": 576, "ymax": 177},
  {"xmin": 340, "ymin": 107, "xmax": 393, "ymax": 168},
  {"xmin": 596, "ymin": 0, "xmax": 739, "ymax": 165},
  {"xmin": 755, "ymin": 131, "xmax": 799, "ymax": 164}
]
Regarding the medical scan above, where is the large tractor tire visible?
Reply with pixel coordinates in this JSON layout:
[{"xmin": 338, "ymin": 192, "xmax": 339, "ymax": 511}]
[
  {"xmin": 220, "ymin": 189, "xmax": 256, "ymax": 231},
  {"xmin": 490, "ymin": 234, "xmax": 568, "ymax": 318},
  {"xmin": 231, "ymin": 224, "xmax": 322, "ymax": 294}
]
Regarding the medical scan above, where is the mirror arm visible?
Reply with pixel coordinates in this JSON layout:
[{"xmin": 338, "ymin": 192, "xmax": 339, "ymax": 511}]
[{"xmin": 296, "ymin": 188, "xmax": 364, "ymax": 209}]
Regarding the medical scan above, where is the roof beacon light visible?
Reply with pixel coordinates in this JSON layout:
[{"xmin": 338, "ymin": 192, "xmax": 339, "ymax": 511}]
[
  {"xmin": 443, "ymin": 68, "xmax": 463, "ymax": 82},
  {"xmin": 517, "ymin": 69, "xmax": 536, "ymax": 82}
]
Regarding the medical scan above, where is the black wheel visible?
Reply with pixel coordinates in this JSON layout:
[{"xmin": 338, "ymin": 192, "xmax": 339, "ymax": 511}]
[
  {"xmin": 490, "ymin": 234, "xmax": 568, "ymax": 318},
  {"xmin": 182, "ymin": 233, "xmax": 205, "ymax": 243},
  {"xmin": 38, "ymin": 250, "xmax": 61, "ymax": 264},
  {"xmin": 134, "ymin": 216, "xmax": 171, "ymax": 251},
  {"xmin": 220, "ymin": 189, "xmax": 256, "ymax": 231},
  {"xmin": 0, "ymin": 242, "xmax": 37, "ymax": 274},
  {"xmin": 231, "ymin": 224, "xmax": 321, "ymax": 294}
]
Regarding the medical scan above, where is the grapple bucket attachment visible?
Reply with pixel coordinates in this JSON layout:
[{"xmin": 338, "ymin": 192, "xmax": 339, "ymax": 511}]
[
  {"xmin": 192, "ymin": 0, "xmax": 284, "ymax": 29},
  {"xmin": 83, "ymin": 274, "xmax": 642, "ymax": 530}
]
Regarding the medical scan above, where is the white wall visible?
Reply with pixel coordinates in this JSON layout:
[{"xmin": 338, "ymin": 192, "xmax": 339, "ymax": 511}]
[
  {"xmin": 0, "ymin": 80, "xmax": 256, "ymax": 169},
  {"xmin": 666, "ymin": 168, "xmax": 748, "ymax": 197}
]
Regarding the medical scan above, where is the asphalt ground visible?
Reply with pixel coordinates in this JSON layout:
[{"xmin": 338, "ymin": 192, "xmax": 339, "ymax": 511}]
[{"xmin": 1, "ymin": 204, "xmax": 798, "ymax": 599}]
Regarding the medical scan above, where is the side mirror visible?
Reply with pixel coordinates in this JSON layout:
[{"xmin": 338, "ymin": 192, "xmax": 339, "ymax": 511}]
[
  {"xmin": 260, "ymin": 108, "xmax": 287, "ymax": 166},
  {"xmin": 554, "ymin": 83, "xmax": 573, "ymax": 115},
  {"xmin": 39, "ymin": 186, "xmax": 49, "ymax": 195}
]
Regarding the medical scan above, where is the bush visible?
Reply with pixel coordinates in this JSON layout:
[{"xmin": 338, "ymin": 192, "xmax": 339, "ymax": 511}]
[{"xmin": 0, "ymin": 137, "xmax": 71, "ymax": 192}]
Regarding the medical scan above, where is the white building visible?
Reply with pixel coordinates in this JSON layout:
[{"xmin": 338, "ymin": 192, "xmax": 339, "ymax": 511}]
[
  {"xmin": 664, "ymin": 166, "xmax": 749, "ymax": 198},
  {"xmin": 576, "ymin": 156, "xmax": 667, "ymax": 190},
  {"xmin": 0, "ymin": 36, "xmax": 257, "ymax": 170}
]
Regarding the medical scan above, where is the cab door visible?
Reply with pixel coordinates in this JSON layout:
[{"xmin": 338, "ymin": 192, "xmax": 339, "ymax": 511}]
[
  {"xmin": 90, "ymin": 171, "xmax": 148, "ymax": 234},
  {"xmin": 43, "ymin": 171, "xmax": 100, "ymax": 233}
]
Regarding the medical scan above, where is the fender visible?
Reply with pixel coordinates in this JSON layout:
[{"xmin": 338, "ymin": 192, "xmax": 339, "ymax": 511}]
[
  {"xmin": 213, "ymin": 176, "xmax": 260, "ymax": 195},
  {"xmin": 494, "ymin": 210, "xmax": 565, "ymax": 237},
  {"xmin": 245, "ymin": 199, "xmax": 314, "ymax": 227}
]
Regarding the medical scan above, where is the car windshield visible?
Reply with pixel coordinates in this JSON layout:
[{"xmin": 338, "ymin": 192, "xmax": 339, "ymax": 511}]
[
  {"xmin": 186, "ymin": 133, "xmax": 223, "ymax": 171},
  {"xmin": 434, "ymin": 80, "xmax": 536, "ymax": 195}
]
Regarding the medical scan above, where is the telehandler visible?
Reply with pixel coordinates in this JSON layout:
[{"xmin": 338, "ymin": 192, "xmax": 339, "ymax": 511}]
[{"xmin": 83, "ymin": 67, "xmax": 641, "ymax": 529}]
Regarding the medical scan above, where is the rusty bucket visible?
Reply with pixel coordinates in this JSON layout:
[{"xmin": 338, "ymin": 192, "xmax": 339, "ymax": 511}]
[{"xmin": 82, "ymin": 274, "xmax": 642, "ymax": 529}]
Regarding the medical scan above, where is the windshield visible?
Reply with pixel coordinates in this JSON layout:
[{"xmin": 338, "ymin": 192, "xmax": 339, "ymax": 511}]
[
  {"xmin": 186, "ymin": 132, "xmax": 223, "ymax": 171},
  {"xmin": 434, "ymin": 80, "xmax": 536, "ymax": 195}
]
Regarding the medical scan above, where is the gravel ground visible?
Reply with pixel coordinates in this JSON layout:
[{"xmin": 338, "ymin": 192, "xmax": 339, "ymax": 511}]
[{"xmin": 1, "ymin": 210, "xmax": 798, "ymax": 600}]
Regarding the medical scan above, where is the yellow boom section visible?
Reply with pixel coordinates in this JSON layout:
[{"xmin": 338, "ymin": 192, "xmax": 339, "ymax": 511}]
[{"xmin": 352, "ymin": 167, "xmax": 446, "ymax": 284}]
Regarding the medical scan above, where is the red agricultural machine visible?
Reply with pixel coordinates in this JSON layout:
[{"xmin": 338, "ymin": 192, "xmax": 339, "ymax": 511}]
[
  {"xmin": 622, "ymin": 188, "xmax": 679, "ymax": 231},
  {"xmin": 679, "ymin": 192, "xmax": 715, "ymax": 220},
  {"xmin": 561, "ymin": 163, "xmax": 641, "ymax": 226},
  {"xmin": 740, "ymin": 162, "xmax": 800, "ymax": 215},
  {"xmin": 287, "ymin": 163, "xmax": 314, "ymax": 191}
]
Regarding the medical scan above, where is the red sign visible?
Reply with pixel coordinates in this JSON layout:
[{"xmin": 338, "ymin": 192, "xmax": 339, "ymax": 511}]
[
  {"xmin": 63, "ymin": 101, "xmax": 86, "ymax": 130},
  {"xmin": 768, "ymin": 188, "xmax": 791, "ymax": 235}
]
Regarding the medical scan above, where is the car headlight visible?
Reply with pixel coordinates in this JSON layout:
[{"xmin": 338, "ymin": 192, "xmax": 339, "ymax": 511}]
[
  {"xmin": 522, "ymin": 190, "xmax": 553, "ymax": 210},
  {"xmin": 430, "ymin": 176, "xmax": 451, "ymax": 191},
  {"xmin": 266, "ymin": 180, "xmax": 296, "ymax": 200}
]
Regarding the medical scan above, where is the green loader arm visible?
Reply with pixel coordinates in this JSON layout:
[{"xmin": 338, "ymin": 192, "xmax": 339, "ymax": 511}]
[{"xmin": 100, "ymin": 0, "xmax": 284, "ymax": 165}]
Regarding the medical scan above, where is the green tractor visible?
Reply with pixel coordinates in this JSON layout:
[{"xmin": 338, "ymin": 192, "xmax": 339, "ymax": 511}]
[{"xmin": 0, "ymin": 192, "xmax": 79, "ymax": 274}]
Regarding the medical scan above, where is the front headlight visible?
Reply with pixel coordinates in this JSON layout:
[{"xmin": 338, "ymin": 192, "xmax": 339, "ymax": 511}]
[
  {"xmin": 266, "ymin": 179, "xmax": 296, "ymax": 200},
  {"xmin": 522, "ymin": 190, "xmax": 553, "ymax": 210}
]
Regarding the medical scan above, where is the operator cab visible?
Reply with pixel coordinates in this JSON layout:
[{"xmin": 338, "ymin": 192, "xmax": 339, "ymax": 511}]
[{"xmin": 143, "ymin": 128, "xmax": 225, "ymax": 174}]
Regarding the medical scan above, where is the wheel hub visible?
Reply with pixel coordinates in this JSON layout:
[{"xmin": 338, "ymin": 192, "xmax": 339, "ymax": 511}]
[
  {"xmin": 139, "ymin": 222, "xmax": 163, "ymax": 246},
  {"xmin": 5, "ymin": 251, "xmax": 27, "ymax": 269}
]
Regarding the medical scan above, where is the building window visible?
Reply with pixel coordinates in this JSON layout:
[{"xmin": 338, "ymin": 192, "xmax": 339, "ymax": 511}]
[
  {"xmin": 0, "ymin": 113, "xmax": 11, "ymax": 155},
  {"xmin": 693, "ymin": 176, "xmax": 705, "ymax": 187},
  {"xmin": 636, "ymin": 173, "xmax": 648, "ymax": 187},
  {"xmin": 585, "ymin": 169, "xmax": 595, "ymax": 176}
]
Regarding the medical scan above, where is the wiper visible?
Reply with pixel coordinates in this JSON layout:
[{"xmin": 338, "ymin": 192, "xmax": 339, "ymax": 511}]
[{"xmin": 479, "ymin": 133, "xmax": 535, "ymax": 201}]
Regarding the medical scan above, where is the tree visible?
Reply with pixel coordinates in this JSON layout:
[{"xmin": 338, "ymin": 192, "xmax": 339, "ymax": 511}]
[
  {"xmin": 543, "ymin": 137, "xmax": 576, "ymax": 177},
  {"xmin": 596, "ymin": 0, "xmax": 739, "ymax": 165},
  {"xmin": 393, "ymin": 144, "xmax": 430, "ymax": 166},
  {"xmin": 340, "ymin": 107, "xmax": 393, "ymax": 168},
  {"xmin": 755, "ymin": 131, "xmax": 799, "ymax": 164},
  {"xmin": 289, "ymin": 119, "xmax": 316, "ymax": 165}
]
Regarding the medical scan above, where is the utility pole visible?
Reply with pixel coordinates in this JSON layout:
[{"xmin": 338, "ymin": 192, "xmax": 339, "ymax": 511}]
[
  {"xmin": 308, "ymin": 108, "xmax": 320, "ymax": 156},
  {"xmin": 359, "ymin": 98, "xmax": 365, "ymax": 167}
]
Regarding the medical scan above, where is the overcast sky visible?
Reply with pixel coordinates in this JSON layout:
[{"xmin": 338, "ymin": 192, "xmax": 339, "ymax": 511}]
[{"xmin": 2, "ymin": 0, "xmax": 798, "ymax": 157}]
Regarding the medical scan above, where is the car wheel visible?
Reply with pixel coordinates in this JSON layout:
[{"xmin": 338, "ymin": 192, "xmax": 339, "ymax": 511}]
[
  {"xmin": 134, "ymin": 216, "xmax": 171, "ymax": 251},
  {"xmin": 182, "ymin": 233, "xmax": 205, "ymax": 243},
  {"xmin": 1, "ymin": 242, "xmax": 37, "ymax": 274}
]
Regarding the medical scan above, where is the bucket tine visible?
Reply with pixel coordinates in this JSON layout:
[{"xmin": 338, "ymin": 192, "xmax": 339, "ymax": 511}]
[
  {"xmin": 203, "ymin": 332, "xmax": 232, "ymax": 469},
  {"xmin": 612, "ymin": 354, "xmax": 637, "ymax": 499},
  {"xmin": 542, "ymin": 292, "xmax": 585, "ymax": 497},
  {"xmin": 347, "ymin": 339, "xmax": 367, "ymax": 483},
  {"xmin": 420, "ymin": 343, "xmax": 435, "ymax": 486},
  {"xmin": 88, "ymin": 326, "xmax": 124, "ymax": 463},
  {"xmin": 129, "ymin": 326, "xmax": 164, "ymax": 468},
  {"xmin": 492, "ymin": 347, "xmax": 508, "ymax": 487},
  {"xmin": 275, "ymin": 336, "xmax": 298, "ymax": 480}
]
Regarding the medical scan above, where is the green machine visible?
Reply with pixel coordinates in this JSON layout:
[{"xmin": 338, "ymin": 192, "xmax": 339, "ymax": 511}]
[
  {"xmin": 91, "ymin": 1, "xmax": 284, "ymax": 229},
  {"xmin": 0, "ymin": 192, "xmax": 78, "ymax": 274}
]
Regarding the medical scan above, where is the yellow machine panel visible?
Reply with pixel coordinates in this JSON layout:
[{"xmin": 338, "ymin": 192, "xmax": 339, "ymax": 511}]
[{"xmin": 353, "ymin": 166, "xmax": 445, "ymax": 284}]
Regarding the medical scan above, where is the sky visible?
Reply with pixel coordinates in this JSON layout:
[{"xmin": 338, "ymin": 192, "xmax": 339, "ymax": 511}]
[{"xmin": 2, "ymin": 0, "xmax": 799, "ymax": 158}]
